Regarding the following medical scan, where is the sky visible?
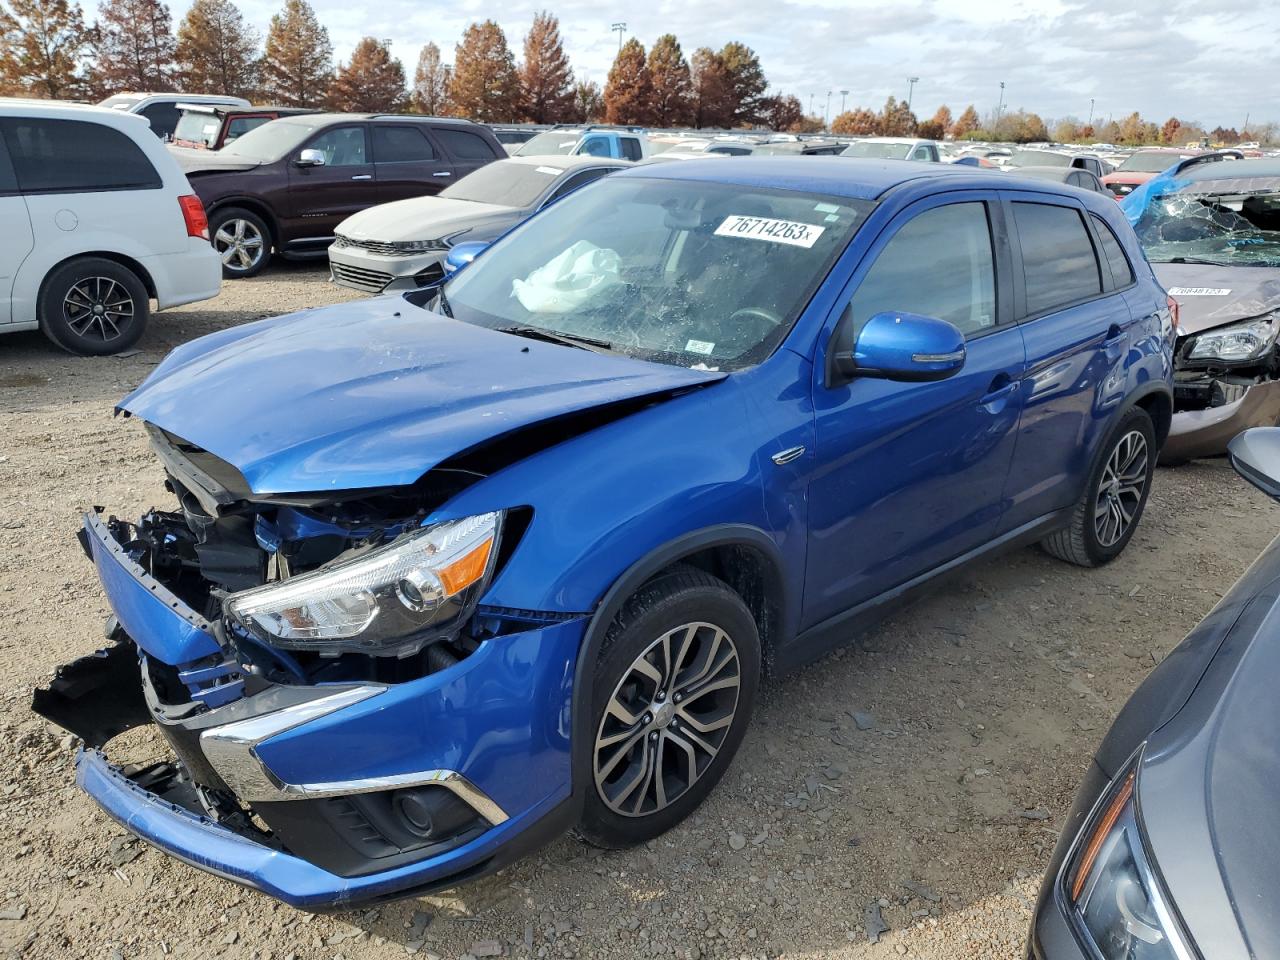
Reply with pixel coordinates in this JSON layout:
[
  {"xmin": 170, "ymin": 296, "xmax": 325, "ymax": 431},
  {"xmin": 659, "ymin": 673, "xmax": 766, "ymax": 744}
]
[{"xmin": 180, "ymin": 0, "xmax": 1277, "ymax": 128}]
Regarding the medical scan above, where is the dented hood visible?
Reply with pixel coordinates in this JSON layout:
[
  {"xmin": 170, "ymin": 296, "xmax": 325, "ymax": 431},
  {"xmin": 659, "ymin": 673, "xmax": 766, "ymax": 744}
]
[
  {"xmin": 119, "ymin": 296, "xmax": 725, "ymax": 495},
  {"xmin": 1154, "ymin": 262, "xmax": 1280, "ymax": 335}
]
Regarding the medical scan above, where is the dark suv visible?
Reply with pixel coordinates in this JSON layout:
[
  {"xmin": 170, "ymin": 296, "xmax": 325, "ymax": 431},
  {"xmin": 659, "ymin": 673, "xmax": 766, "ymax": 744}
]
[{"xmin": 174, "ymin": 114, "xmax": 504, "ymax": 278}]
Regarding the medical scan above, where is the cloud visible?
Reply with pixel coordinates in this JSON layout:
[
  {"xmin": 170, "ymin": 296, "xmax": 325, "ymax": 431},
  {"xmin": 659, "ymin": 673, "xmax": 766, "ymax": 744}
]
[{"xmin": 168, "ymin": 0, "xmax": 1277, "ymax": 125}]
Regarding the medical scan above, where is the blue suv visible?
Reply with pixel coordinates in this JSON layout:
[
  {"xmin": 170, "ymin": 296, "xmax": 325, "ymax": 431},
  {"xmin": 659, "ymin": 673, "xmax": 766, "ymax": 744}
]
[{"xmin": 36, "ymin": 158, "xmax": 1174, "ymax": 908}]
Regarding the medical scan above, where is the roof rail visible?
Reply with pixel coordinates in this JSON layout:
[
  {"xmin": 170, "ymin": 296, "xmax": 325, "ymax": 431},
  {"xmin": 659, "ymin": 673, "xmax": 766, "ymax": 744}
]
[{"xmin": 1172, "ymin": 150, "xmax": 1245, "ymax": 175}]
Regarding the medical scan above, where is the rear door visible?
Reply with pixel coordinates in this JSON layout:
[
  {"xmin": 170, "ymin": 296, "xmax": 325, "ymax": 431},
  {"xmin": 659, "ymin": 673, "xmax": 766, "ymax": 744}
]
[
  {"xmin": 998, "ymin": 193, "xmax": 1135, "ymax": 532},
  {"xmin": 0, "ymin": 133, "xmax": 32, "ymax": 323},
  {"xmin": 433, "ymin": 126, "xmax": 502, "ymax": 180},
  {"xmin": 371, "ymin": 124, "xmax": 453, "ymax": 202},
  {"xmin": 284, "ymin": 123, "xmax": 373, "ymax": 245}
]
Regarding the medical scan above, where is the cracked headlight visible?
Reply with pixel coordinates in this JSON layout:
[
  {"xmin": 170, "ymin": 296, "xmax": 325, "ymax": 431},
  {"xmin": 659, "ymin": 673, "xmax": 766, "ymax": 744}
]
[
  {"xmin": 225, "ymin": 512, "xmax": 501, "ymax": 657},
  {"xmin": 1064, "ymin": 756, "xmax": 1195, "ymax": 960},
  {"xmin": 1186, "ymin": 313, "xmax": 1279, "ymax": 362}
]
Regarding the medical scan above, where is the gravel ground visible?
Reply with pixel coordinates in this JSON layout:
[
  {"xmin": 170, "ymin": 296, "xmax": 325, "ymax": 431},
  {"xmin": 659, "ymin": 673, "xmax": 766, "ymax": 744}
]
[{"xmin": 2, "ymin": 263, "xmax": 1277, "ymax": 960}]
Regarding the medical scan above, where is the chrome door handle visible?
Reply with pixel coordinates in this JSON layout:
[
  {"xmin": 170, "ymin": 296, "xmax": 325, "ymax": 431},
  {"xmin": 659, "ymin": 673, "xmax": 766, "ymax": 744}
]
[
  {"xmin": 432, "ymin": 171, "xmax": 452, "ymax": 178},
  {"xmin": 350, "ymin": 174, "xmax": 372, "ymax": 180}
]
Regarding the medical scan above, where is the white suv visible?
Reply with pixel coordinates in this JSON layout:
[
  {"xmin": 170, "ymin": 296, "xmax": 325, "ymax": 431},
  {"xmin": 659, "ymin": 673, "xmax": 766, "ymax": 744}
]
[
  {"xmin": 98, "ymin": 92, "xmax": 251, "ymax": 141},
  {"xmin": 0, "ymin": 99, "xmax": 221, "ymax": 354}
]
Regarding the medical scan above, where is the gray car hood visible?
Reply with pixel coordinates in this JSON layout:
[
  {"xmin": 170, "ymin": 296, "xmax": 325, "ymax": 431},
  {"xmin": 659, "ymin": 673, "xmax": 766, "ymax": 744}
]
[
  {"xmin": 337, "ymin": 196, "xmax": 521, "ymax": 243},
  {"xmin": 1152, "ymin": 262, "xmax": 1280, "ymax": 335}
]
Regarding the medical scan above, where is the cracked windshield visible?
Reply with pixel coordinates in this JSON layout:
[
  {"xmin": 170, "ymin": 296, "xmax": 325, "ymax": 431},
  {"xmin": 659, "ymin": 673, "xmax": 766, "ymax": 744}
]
[{"xmin": 1134, "ymin": 182, "xmax": 1280, "ymax": 267}]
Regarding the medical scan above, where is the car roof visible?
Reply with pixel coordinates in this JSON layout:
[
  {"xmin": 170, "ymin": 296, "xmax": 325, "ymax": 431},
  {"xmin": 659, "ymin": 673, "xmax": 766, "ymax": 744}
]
[
  {"xmin": 0, "ymin": 97, "xmax": 150, "ymax": 128},
  {"xmin": 501, "ymin": 155, "xmax": 629, "ymax": 171},
  {"xmin": 851, "ymin": 137, "xmax": 932, "ymax": 145},
  {"xmin": 288, "ymin": 112, "xmax": 483, "ymax": 128},
  {"xmin": 616, "ymin": 155, "xmax": 993, "ymax": 201},
  {"xmin": 1179, "ymin": 158, "xmax": 1280, "ymax": 183}
]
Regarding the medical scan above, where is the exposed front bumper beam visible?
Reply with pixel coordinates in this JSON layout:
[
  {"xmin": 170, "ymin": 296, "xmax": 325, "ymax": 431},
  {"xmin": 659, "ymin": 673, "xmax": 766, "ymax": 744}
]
[{"xmin": 1163, "ymin": 378, "xmax": 1280, "ymax": 462}]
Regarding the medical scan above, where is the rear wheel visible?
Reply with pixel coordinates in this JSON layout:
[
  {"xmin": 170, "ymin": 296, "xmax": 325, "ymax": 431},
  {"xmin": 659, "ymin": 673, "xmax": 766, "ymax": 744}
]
[
  {"xmin": 210, "ymin": 207, "xmax": 270, "ymax": 278},
  {"xmin": 1041, "ymin": 406, "xmax": 1156, "ymax": 567},
  {"xmin": 577, "ymin": 567, "xmax": 760, "ymax": 848},
  {"xmin": 38, "ymin": 257, "xmax": 148, "ymax": 355}
]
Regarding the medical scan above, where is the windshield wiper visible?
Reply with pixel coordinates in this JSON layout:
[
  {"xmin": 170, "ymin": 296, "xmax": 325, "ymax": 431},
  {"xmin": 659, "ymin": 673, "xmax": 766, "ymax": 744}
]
[
  {"xmin": 497, "ymin": 325, "xmax": 614, "ymax": 352},
  {"xmin": 1154, "ymin": 256, "xmax": 1234, "ymax": 266},
  {"xmin": 434, "ymin": 285, "xmax": 453, "ymax": 317}
]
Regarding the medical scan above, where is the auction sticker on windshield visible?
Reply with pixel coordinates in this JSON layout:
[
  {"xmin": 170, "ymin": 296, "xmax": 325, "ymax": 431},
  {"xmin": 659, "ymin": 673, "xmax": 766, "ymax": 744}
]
[
  {"xmin": 1167, "ymin": 287, "xmax": 1232, "ymax": 296},
  {"xmin": 715, "ymin": 215, "xmax": 825, "ymax": 248}
]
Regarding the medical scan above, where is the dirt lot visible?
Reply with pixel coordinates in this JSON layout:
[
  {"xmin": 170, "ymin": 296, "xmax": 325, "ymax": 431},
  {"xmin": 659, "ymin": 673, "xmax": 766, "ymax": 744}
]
[{"xmin": 2, "ymin": 264, "xmax": 1276, "ymax": 960}]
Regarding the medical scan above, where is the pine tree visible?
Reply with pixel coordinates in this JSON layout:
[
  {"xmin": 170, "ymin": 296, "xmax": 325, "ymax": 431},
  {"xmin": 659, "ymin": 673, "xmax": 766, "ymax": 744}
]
[
  {"xmin": 951, "ymin": 104, "xmax": 980, "ymax": 139},
  {"xmin": 450, "ymin": 20, "xmax": 520, "ymax": 123},
  {"xmin": 174, "ymin": 0, "xmax": 258, "ymax": 97},
  {"xmin": 0, "ymin": 0, "xmax": 91, "ymax": 97},
  {"xmin": 411, "ymin": 41, "xmax": 451, "ymax": 115},
  {"xmin": 646, "ymin": 34, "xmax": 691, "ymax": 127},
  {"xmin": 718, "ymin": 41, "xmax": 765, "ymax": 126},
  {"xmin": 519, "ymin": 10, "xmax": 572, "ymax": 123},
  {"xmin": 570, "ymin": 77, "xmax": 602, "ymax": 123},
  {"xmin": 328, "ymin": 36, "xmax": 404, "ymax": 111},
  {"xmin": 603, "ymin": 37, "xmax": 651, "ymax": 125},
  {"xmin": 93, "ymin": 0, "xmax": 177, "ymax": 93},
  {"xmin": 690, "ymin": 47, "xmax": 732, "ymax": 129},
  {"xmin": 259, "ymin": 0, "xmax": 331, "ymax": 107}
]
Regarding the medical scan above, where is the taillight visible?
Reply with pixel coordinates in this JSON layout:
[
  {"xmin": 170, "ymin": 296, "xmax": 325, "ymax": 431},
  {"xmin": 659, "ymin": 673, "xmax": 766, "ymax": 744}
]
[{"xmin": 178, "ymin": 194, "xmax": 209, "ymax": 241}]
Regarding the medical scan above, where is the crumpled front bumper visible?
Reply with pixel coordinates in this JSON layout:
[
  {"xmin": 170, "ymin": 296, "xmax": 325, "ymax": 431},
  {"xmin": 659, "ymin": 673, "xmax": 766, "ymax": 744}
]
[
  {"xmin": 44, "ymin": 513, "xmax": 586, "ymax": 907},
  {"xmin": 1163, "ymin": 377, "xmax": 1280, "ymax": 461}
]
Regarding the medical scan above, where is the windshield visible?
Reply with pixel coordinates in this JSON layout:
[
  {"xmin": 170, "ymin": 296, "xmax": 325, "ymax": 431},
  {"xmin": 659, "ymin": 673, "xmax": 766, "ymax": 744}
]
[
  {"xmin": 513, "ymin": 131, "xmax": 582, "ymax": 156},
  {"xmin": 1009, "ymin": 149, "xmax": 1070, "ymax": 168},
  {"xmin": 438, "ymin": 177, "xmax": 872, "ymax": 370},
  {"xmin": 173, "ymin": 110, "xmax": 221, "ymax": 147},
  {"xmin": 220, "ymin": 118, "xmax": 321, "ymax": 161},
  {"xmin": 441, "ymin": 161, "xmax": 561, "ymax": 207},
  {"xmin": 1135, "ymin": 189, "xmax": 1280, "ymax": 267},
  {"xmin": 1118, "ymin": 152, "xmax": 1184, "ymax": 174},
  {"xmin": 841, "ymin": 141, "xmax": 910, "ymax": 160}
]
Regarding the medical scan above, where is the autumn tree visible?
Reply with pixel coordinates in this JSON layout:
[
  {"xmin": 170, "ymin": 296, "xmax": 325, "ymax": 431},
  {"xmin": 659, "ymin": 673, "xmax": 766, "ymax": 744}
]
[
  {"xmin": 259, "ymin": 0, "xmax": 331, "ymax": 107},
  {"xmin": 916, "ymin": 104, "xmax": 951, "ymax": 140},
  {"xmin": 94, "ymin": 0, "xmax": 177, "ymax": 94},
  {"xmin": 719, "ymin": 41, "xmax": 765, "ymax": 126},
  {"xmin": 1077, "ymin": 124, "xmax": 1095, "ymax": 141},
  {"xmin": 603, "ymin": 37, "xmax": 651, "ymax": 125},
  {"xmin": 647, "ymin": 34, "xmax": 692, "ymax": 127},
  {"xmin": 690, "ymin": 46, "xmax": 732, "ymax": 128},
  {"xmin": 411, "ymin": 41, "xmax": 451, "ymax": 115},
  {"xmin": 0, "ymin": 0, "xmax": 92, "ymax": 97},
  {"xmin": 519, "ymin": 11, "xmax": 572, "ymax": 123},
  {"xmin": 328, "ymin": 36, "xmax": 404, "ymax": 111},
  {"xmin": 1160, "ymin": 117, "xmax": 1182, "ymax": 144},
  {"xmin": 831, "ymin": 107, "xmax": 877, "ymax": 135},
  {"xmin": 569, "ymin": 76, "xmax": 602, "ymax": 122},
  {"xmin": 763, "ymin": 93, "xmax": 803, "ymax": 132},
  {"xmin": 792, "ymin": 114, "xmax": 825, "ymax": 134},
  {"xmin": 450, "ymin": 20, "xmax": 520, "ymax": 122},
  {"xmin": 1097, "ymin": 119, "xmax": 1122, "ymax": 143},
  {"xmin": 1051, "ymin": 118, "xmax": 1080, "ymax": 143},
  {"xmin": 951, "ymin": 103, "xmax": 980, "ymax": 139},
  {"xmin": 174, "ymin": 0, "xmax": 258, "ymax": 97},
  {"xmin": 879, "ymin": 95, "xmax": 917, "ymax": 136},
  {"xmin": 1210, "ymin": 126, "xmax": 1239, "ymax": 144}
]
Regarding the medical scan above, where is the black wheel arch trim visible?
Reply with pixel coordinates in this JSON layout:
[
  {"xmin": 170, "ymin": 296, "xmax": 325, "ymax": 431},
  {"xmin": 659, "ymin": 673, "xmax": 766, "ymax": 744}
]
[
  {"xmin": 566, "ymin": 523, "xmax": 790, "ymax": 815},
  {"xmin": 1127, "ymin": 381, "xmax": 1174, "ymax": 448}
]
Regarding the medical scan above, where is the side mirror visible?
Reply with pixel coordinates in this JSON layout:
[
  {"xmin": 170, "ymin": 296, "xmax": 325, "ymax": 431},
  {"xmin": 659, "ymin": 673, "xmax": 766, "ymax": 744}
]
[
  {"xmin": 1228, "ymin": 428, "xmax": 1280, "ymax": 500},
  {"xmin": 442, "ymin": 240, "xmax": 490, "ymax": 276},
  {"xmin": 294, "ymin": 148, "xmax": 326, "ymax": 168},
  {"xmin": 826, "ymin": 308, "xmax": 966, "ymax": 387}
]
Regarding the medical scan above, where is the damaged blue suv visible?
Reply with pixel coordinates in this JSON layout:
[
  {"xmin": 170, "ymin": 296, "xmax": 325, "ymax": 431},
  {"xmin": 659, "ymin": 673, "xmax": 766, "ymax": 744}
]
[{"xmin": 36, "ymin": 158, "xmax": 1174, "ymax": 908}]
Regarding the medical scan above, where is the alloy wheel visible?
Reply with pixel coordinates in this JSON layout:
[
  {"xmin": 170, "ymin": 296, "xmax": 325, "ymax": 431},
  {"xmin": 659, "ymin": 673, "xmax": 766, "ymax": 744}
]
[
  {"xmin": 1094, "ymin": 429, "xmax": 1149, "ymax": 548},
  {"xmin": 62, "ymin": 277, "xmax": 134, "ymax": 344},
  {"xmin": 593, "ymin": 621, "xmax": 742, "ymax": 818},
  {"xmin": 213, "ymin": 218, "xmax": 265, "ymax": 271}
]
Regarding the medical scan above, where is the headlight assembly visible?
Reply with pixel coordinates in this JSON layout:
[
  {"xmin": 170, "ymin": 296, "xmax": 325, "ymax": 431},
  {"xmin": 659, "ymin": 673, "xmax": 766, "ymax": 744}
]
[
  {"xmin": 224, "ymin": 512, "xmax": 501, "ymax": 658},
  {"xmin": 1185, "ymin": 313, "xmax": 1279, "ymax": 363},
  {"xmin": 1064, "ymin": 756, "xmax": 1195, "ymax": 960},
  {"xmin": 392, "ymin": 238, "xmax": 451, "ymax": 254}
]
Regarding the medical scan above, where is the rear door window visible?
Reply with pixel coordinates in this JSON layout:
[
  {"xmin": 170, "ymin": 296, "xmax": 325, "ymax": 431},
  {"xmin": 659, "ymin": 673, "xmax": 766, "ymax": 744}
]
[
  {"xmin": 1012, "ymin": 201, "xmax": 1102, "ymax": 316},
  {"xmin": 0, "ymin": 118, "xmax": 161, "ymax": 193},
  {"xmin": 373, "ymin": 125, "xmax": 437, "ymax": 163},
  {"xmin": 0, "ymin": 134, "xmax": 18, "ymax": 194},
  {"xmin": 435, "ymin": 128, "xmax": 498, "ymax": 161},
  {"xmin": 1091, "ymin": 214, "xmax": 1135, "ymax": 288},
  {"xmin": 139, "ymin": 101, "xmax": 181, "ymax": 138},
  {"xmin": 620, "ymin": 137, "xmax": 643, "ymax": 161}
]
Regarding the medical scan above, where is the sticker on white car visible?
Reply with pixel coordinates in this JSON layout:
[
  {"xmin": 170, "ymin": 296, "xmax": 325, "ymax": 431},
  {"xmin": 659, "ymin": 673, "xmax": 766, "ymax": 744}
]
[{"xmin": 714, "ymin": 216, "xmax": 825, "ymax": 248}]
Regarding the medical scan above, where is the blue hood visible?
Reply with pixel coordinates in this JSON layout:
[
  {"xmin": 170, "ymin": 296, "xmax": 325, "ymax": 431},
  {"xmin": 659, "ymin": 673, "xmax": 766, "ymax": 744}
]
[{"xmin": 120, "ymin": 296, "xmax": 724, "ymax": 495}]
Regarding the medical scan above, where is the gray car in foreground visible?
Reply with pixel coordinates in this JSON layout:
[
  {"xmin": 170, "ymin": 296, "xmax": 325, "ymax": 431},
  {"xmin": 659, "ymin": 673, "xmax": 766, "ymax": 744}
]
[
  {"xmin": 1028, "ymin": 426, "xmax": 1280, "ymax": 960},
  {"xmin": 328, "ymin": 155, "xmax": 627, "ymax": 293}
]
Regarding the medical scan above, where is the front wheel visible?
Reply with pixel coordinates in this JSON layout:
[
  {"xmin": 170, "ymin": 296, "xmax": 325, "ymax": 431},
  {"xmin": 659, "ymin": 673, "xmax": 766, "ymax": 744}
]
[
  {"xmin": 210, "ymin": 207, "xmax": 271, "ymax": 278},
  {"xmin": 577, "ymin": 567, "xmax": 760, "ymax": 848},
  {"xmin": 1041, "ymin": 406, "xmax": 1156, "ymax": 567}
]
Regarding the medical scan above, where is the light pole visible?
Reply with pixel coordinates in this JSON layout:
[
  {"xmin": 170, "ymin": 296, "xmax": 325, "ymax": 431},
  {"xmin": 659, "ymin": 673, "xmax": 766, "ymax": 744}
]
[
  {"xmin": 808, "ymin": 93, "xmax": 815, "ymax": 117},
  {"xmin": 611, "ymin": 22, "xmax": 626, "ymax": 53},
  {"xmin": 1088, "ymin": 98, "xmax": 1095, "ymax": 127},
  {"xmin": 997, "ymin": 81, "xmax": 1006, "ymax": 124},
  {"xmin": 839, "ymin": 90, "xmax": 849, "ymax": 116},
  {"xmin": 907, "ymin": 76, "xmax": 919, "ymax": 113},
  {"xmin": 824, "ymin": 90, "xmax": 832, "ymax": 129}
]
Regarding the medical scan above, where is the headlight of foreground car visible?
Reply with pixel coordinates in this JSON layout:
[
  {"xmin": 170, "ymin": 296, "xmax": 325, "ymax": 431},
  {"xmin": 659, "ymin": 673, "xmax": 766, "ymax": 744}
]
[
  {"xmin": 225, "ymin": 512, "xmax": 502, "ymax": 657},
  {"xmin": 1064, "ymin": 758, "xmax": 1195, "ymax": 960},
  {"xmin": 1186, "ymin": 313, "xmax": 1279, "ymax": 363}
]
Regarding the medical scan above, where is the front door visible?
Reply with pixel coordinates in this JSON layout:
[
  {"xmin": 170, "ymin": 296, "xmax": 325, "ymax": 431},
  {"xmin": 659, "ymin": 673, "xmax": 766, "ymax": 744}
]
[
  {"xmin": 284, "ymin": 124, "xmax": 374, "ymax": 249},
  {"xmin": 372, "ymin": 125, "xmax": 454, "ymax": 203},
  {"xmin": 804, "ymin": 195, "xmax": 1026, "ymax": 628}
]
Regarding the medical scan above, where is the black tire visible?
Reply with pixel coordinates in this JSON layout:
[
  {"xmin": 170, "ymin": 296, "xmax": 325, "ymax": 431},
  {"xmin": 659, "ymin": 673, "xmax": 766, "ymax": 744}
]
[
  {"xmin": 210, "ymin": 207, "xmax": 271, "ymax": 278},
  {"xmin": 577, "ymin": 567, "xmax": 761, "ymax": 849},
  {"xmin": 38, "ymin": 257, "xmax": 149, "ymax": 356},
  {"xmin": 1041, "ymin": 406, "xmax": 1156, "ymax": 567}
]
